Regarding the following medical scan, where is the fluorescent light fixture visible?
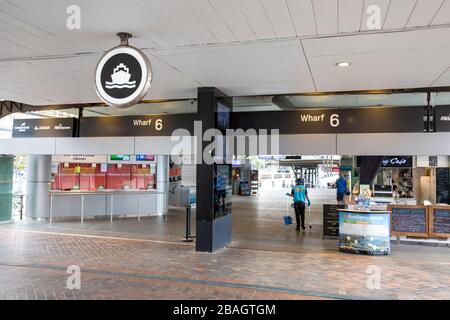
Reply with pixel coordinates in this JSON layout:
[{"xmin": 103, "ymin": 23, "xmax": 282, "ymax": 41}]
[{"xmin": 336, "ymin": 62, "xmax": 351, "ymax": 68}]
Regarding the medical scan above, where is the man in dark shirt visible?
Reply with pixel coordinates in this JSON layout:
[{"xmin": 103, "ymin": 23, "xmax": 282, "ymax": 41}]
[{"xmin": 335, "ymin": 174, "xmax": 347, "ymax": 204}]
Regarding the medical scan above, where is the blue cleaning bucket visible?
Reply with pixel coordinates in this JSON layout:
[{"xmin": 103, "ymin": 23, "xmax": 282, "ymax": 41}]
[{"xmin": 284, "ymin": 215, "xmax": 293, "ymax": 225}]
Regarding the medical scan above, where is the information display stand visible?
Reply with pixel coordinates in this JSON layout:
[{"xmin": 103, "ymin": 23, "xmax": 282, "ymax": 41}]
[{"xmin": 338, "ymin": 209, "xmax": 390, "ymax": 255}]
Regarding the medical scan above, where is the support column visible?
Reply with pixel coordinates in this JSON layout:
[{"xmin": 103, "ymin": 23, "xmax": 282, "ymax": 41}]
[
  {"xmin": 196, "ymin": 87, "xmax": 232, "ymax": 252},
  {"xmin": 26, "ymin": 155, "xmax": 51, "ymax": 219},
  {"xmin": 0, "ymin": 156, "xmax": 14, "ymax": 223},
  {"xmin": 156, "ymin": 155, "xmax": 169, "ymax": 214}
]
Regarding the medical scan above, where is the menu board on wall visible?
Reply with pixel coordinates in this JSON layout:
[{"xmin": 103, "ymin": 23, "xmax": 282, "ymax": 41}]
[
  {"xmin": 389, "ymin": 205, "xmax": 429, "ymax": 237},
  {"xmin": 323, "ymin": 204, "xmax": 345, "ymax": 238},
  {"xmin": 430, "ymin": 206, "xmax": 450, "ymax": 238},
  {"xmin": 436, "ymin": 168, "xmax": 450, "ymax": 204}
]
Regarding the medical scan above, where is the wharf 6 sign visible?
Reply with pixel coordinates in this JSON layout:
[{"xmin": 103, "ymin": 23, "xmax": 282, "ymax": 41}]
[
  {"xmin": 232, "ymin": 106, "xmax": 424, "ymax": 134},
  {"xmin": 95, "ymin": 46, "xmax": 152, "ymax": 108}
]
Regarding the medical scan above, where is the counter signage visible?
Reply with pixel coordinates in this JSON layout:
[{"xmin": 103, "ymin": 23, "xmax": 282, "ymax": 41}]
[
  {"xmin": 52, "ymin": 154, "xmax": 107, "ymax": 163},
  {"xmin": 430, "ymin": 206, "xmax": 450, "ymax": 237},
  {"xmin": 380, "ymin": 156, "xmax": 412, "ymax": 167},
  {"xmin": 356, "ymin": 156, "xmax": 412, "ymax": 168},
  {"xmin": 323, "ymin": 204, "xmax": 345, "ymax": 238},
  {"xmin": 136, "ymin": 155, "xmax": 155, "ymax": 161},
  {"xmin": 231, "ymin": 106, "xmax": 424, "ymax": 134},
  {"xmin": 110, "ymin": 154, "xmax": 130, "ymax": 161},
  {"xmin": 12, "ymin": 118, "xmax": 75, "ymax": 138},
  {"xmin": 389, "ymin": 205, "xmax": 429, "ymax": 237},
  {"xmin": 95, "ymin": 46, "xmax": 152, "ymax": 108}
]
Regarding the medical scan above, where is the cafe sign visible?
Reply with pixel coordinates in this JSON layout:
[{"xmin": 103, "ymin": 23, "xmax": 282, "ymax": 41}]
[{"xmin": 95, "ymin": 45, "xmax": 152, "ymax": 108}]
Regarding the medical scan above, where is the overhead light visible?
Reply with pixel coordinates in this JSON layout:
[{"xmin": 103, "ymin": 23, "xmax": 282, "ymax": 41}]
[{"xmin": 336, "ymin": 62, "xmax": 351, "ymax": 68}]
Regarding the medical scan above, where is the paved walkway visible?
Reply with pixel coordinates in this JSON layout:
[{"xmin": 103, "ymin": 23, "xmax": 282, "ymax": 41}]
[{"xmin": 0, "ymin": 188, "xmax": 449, "ymax": 300}]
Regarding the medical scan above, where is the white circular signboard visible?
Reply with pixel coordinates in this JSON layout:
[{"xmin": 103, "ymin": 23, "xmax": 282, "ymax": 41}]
[{"xmin": 95, "ymin": 46, "xmax": 152, "ymax": 108}]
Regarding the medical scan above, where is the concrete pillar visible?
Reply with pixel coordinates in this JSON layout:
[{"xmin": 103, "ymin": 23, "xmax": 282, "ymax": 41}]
[
  {"xmin": 156, "ymin": 155, "xmax": 169, "ymax": 214},
  {"xmin": 26, "ymin": 155, "xmax": 51, "ymax": 219},
  {"xmin": 0, "ymin": 156, "xmax": 14, "ymax": 223}
]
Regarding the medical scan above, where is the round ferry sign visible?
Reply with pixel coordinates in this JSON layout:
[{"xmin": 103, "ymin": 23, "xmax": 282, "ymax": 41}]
[{"xmin": 95, "ymin": 46, "xmax": 152, "ymax": 108}]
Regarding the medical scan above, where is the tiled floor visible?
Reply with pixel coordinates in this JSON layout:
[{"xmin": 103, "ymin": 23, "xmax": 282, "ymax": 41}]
[{"xmin": 0, "ymin": 188, "xmax": 449, "ymax": 300}]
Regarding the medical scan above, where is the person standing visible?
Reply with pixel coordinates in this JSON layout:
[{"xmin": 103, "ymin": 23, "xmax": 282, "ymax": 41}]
[
  {"xmin": 288, "ymin": 178, "xmax": 311, "ymax": 231},
  {"xmin": 335, "ymin": 173, "xmax": 347, "ymax": 204}
]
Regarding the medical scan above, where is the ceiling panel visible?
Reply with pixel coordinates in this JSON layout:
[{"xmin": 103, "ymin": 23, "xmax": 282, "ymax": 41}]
[
  {"xmin": 185, "ymin": 0, "xmax": 238, "ymax": 43},
  {"xmin": 235, "ymin": 0, "xmax": 275, "ymax": 40},
  {"xmin": 1, "ymin": 0, "xmax": 450, "ymax": 105},
  {"xmin": 305, "ymin": 30, "xmax": 450, "ymax": 91},
  {"xmin": 431, "ymin": 0, "xmax": 450, "ymax": 25},
  {"xmin": 208, "ymin": 0, "xmax": 257, "ymax": 42},
  {"xmin": 285, "ymin": 0, "xmax": 316, "ymax": 36},
  {"xmin": 303, "ymin": 28, "xmax": 450, "ymax": 56},
  {"xmin": 159, "ymin": 0, "xmax": 218, "ymax": 44},
  {"xmin": 383, "ymin": 0, "xmax": 417, "ymax": 29},
  {"xmin": 154, "ymin": 40, "xmax": 315, "ymax": 95},
  {"xmin": 360, "ymin": 0, "xmax": 390, "ymax": 31},
  {"xmin": 406, "ymin": 0, "xmax": 444, "ymax": 28},
  {"xmin": 259, "ymin": 0, "xmax": 296, "ymax": 38},
  {"xmin": 157, "ymin": 0, "xmax": 217, "ymax": 44},
  {"xmin": 312, "ymin": 0, "xmax": 338, "ymax": 35},
  {"xmin": 338, "ymin": 0, "xmax": 364, "ymax": 33},
  {"xmin": 431, "ymin": 67, "xmax": 450, "ymax": 87},
  {"xmin": 133, "ymin": 0, "xmax": 200, "ymax": 46}
]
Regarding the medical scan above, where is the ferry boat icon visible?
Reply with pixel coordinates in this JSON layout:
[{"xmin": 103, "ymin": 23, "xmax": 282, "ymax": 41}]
[{"xmin": 105, "ymin": 63, "xmax": 136, "ymax": 89}]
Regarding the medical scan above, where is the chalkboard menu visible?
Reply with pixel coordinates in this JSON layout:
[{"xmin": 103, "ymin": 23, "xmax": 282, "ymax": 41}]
[
  {"xmin": 436, "ymin": 168, "xmax": 450, "ymax": 204},
  {"xmin": 323, "ymin": 204, "xmax": 345, "ymax": 238},
  {"xmin": 430, "ymin": 207, "xmax": 450, "ymax": 238},
  {"xmin": 389, "ymin": 205, "xmax": 429, "ymax": 237}
]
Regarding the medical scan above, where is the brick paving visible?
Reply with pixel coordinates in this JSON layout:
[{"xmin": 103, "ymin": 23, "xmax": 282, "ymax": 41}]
[
  {"xmin": 0, "ymin": 188, "xmax": 449, "ymax": 300},
  {"xmin": 0, "ymin": 228, "xmax": 449, "ymax": 300}
]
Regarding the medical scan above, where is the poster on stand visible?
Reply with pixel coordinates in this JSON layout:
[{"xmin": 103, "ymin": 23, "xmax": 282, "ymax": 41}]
[{"xmin": 339, "ymin": 211, "xmax": 390, "ymax": 255}]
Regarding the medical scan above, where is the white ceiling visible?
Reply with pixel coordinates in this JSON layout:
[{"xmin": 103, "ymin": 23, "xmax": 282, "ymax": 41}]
[{"xmin": 1, "ymin": 0, "xmax": 450, "ymax": 105}]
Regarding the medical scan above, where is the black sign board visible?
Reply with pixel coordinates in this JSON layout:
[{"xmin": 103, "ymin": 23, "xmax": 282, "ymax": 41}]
[
  {"xmin": 430, "ymin": 207, "xmax": 450, "ymax": 237},
  {"xmin": 231, "ymin": 106, "xmax": 424, "ymax": 134},
  {"xmin": 436, "ymin": 168, "xmax": 450, "ymax": 204},
  {"xmin": 12, "ymin": 118, "xmax": 75, "ymax": 138},
  {"xmin": 79, "ymin": 114, "xmax": 197, "ymax": 137},
  {"xmin": 390, "ymin": 206, "xmax": 428, "ymax": 237},
  {"xmin": 356, "ymin": 156, "xmax": 412, "ymax": 168},
  {"xmin": 37, "ymin": 105, "xmax": 426, "ymax": 138},
  {"xmin": 429, "ymin": 156, "xmax": 438, "ymax": 167},
  {"xmin": 434, "ymin": 105, "xmax": 450, "ymax": 132},
  {"xmin": 323, "ymin": 204, "xmax": 345, "ymax": 238}
]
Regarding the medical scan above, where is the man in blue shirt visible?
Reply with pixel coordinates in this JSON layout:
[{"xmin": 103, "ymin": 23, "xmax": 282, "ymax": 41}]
[
  {"xmin": 288, "ymin": 178, "xmax": 311, "ymax": 231},
  {"xmin": 335, "ymin": 174, "xmax": 348, "ymax": 204}
]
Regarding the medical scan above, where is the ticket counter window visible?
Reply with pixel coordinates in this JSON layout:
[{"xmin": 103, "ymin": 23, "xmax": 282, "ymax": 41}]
[
  {"xmin": 52, "ymin": 163, "xmax": 155, "ymax": 191},
  {"xmin": 52, "ymin": 163, "xmax": 106, "ymax": 191}
]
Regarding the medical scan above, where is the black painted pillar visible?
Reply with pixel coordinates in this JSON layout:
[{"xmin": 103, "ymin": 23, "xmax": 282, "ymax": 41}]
[{"xmin": 196, "ymin": 87, "xmax": 232, "ymax": 252}]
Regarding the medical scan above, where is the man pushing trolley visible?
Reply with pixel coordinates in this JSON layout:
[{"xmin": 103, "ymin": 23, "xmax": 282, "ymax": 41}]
[{"xmin": 286, "ymin": 178, "xmax": 311, "ymax": 231}]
